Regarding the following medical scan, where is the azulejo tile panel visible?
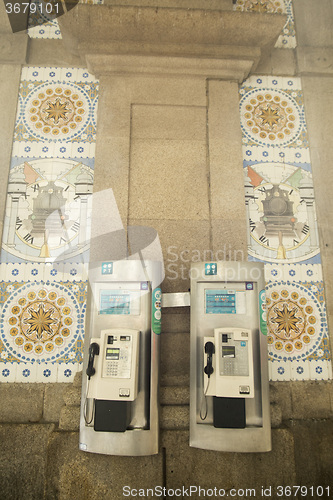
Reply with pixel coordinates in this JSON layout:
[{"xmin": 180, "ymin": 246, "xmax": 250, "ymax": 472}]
[
  {"xmin": 2, "ymin": 67, "xmax": 98, "ymax": 266},
  {"xmin": 234, "ymin": 0, "xmax": 296, "ymax": 48},
  {"xmin": 239, "ymin": 75, "xmax": 332, "ymax": 381},
  {"xmin": 0, "ymin": 263, "xmax": 87, "ymax": 383},
  {"xmin": 0, "ymin": 67, "xmax": 98, "ymax": 383},
  {"xmin": 1, "ymin": 158, "xmax": 94, "ymax": 263},
  {"xmin": 13, "ymin": 67, "xmax": 98, "ymax": 158}
]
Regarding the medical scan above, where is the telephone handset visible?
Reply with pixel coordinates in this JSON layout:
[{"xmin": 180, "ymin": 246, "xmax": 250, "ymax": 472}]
[
  {"xmin": 200, "ymin": 341, "xmax": 215, "ymax": 420},
  {"xmin": 204, "ymin": 341, "xmax": 214, "ymax": 378},
  {"xmin": 86, "ymin": 342, "xmax": 100, "ymax": 380}
]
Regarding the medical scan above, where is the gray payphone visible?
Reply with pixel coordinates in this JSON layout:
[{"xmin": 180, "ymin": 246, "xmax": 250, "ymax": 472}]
[
  {"xmin": 79, "ymin": 260, "xmax": 163, "ymax": 455},
  {"xmin": 190, "ymin": 261, "xmax": 271, "ymax": 452}
]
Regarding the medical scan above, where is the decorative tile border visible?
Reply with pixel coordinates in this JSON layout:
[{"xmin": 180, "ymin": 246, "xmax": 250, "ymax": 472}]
[{"xmin": 239, "ymin": 75, "xmax": 332, "ymax": 381}]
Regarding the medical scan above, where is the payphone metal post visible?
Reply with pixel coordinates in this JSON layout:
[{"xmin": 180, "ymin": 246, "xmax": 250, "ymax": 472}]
[{"xmin": 190, "ymin": 261, "xmax": 271, "ymax": 453}]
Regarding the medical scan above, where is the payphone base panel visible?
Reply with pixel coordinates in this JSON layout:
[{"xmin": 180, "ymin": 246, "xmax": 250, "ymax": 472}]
[
  {"xmin": 94, "ymin": 400, "xmax": 131, "ymax": 432},
  {"xmin": 213, "ymin": 397, "xmax": 246, "ymax": 429}
]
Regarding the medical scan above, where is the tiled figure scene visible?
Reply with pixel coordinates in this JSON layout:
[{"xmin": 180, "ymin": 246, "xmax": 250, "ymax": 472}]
[
  {"xmin": 234, "ymin": 0, "xmax": 296, "ymax": 48},
  {"xmin": 239, "ymin": 75, "xmax": 332, "ymax": 381},
  {"xmin": 0, "ymin": 67, "xmax": 99, "ymax": 382}
]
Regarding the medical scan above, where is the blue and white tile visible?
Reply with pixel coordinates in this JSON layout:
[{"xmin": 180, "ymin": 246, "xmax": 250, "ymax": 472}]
[
  {"xmin": 43, "ymin": 262, "xmax": 65, "ymax": 282},
  {"xmin": 57, "ymin": 363, "xmax": 80, "ymax": 383},
  {"xmin": 63, "ymin": 262, "xmax": 86, "ymax": 281},
  {"xmin": 59, "ymin": 67, "xmax": 79, "ymax": 82},
  {"xmin": 264, "ymin": 264, "xmax": 284, "ymax": 283},
  {"xmin": 5, "ymin": 263, "xmax": 26, "ymax": 282},
  {"xmin": 36, "ymin": 362, "xmax": 58, "ymax": 382},
  {"xmin": 15, "ymin": 362, "xmax": 38, "ymax": 383},
  {"xmin": 0, "ymin": 362, "xmax": 17, "ymax": 383},
  {"xmin": 300, "ymin": 264, "xmax": 322, "ymax": 283},
  {"xmin": 76, "ymin": 68, "xmax": 99, "ymax": 83},
  {"xmin": 41, "ymin": 66, "xmax": 63, "ymax": 81},
  {"xmin": 28, "ymin": 22, "xmax": 62, "ymax": 40},
  {"xmin": 24, "ymin": 263, "xmax": 45, "ymax": 282},
  {"xmin": 0, "ymin": 263, "xmax": 7, "ymax": 281},
  {"xmin": 290, "ymin": 359, "xmax": 310, "ymax": 380},
  {"xmin": 270, "ymin": 359, "xmax": 291, "ymax": 381},
  {"xmin": 309, "ymin": 359, "xmax": 332, "ymax": 381},
  {"xmin": 281, "ymin": 264, "xmax": 302, "ymax": 282}
]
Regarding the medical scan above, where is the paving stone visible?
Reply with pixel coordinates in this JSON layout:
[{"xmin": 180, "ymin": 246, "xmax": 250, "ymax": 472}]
[
  {"xmin": 46, "ymin": 431, "xmax": 164, "ymax": 500},
  {"xmin": 290, "ymin": 419, "xmax": 333, "ymax": 488},
  {"xmin": 160, "ymin": 386, "xmax": 190, "ymax": 405},
  {"xmin": 162, "ymin": 428, "xmax": 296, "ymax": 493},
  {"xmin": 270, "ymin": 403, "xmax": 282, "ymax": 428},
  {"xmin": 73, "ymin": 370, "xmax": 83, "ymax": 387},
  {"xmin": 0, "ymin": 424, "xmax": 54, "ymax": 500},
  {"xmin": 269, "ymin": 381, "xmax": 293, "ymax": 420},
  {"xmin": 161, "ymin": 332, "xmax": 190, "ymax": 386},
  {"xmin": 0, "ymin": 384, "xmax": 44, "ymax": 423},
  {"xmin": 63, "ymin": 384, "xmax": 82, "ymax": 407},
  {"xmin": 290, "ymin": 381, "xmax": 332, "ymax": 420},
  {"xmin": 44, "ymin": 383, "xmax": 68, "ymax": 423},
  {"xmin": 162, "ymin": 311, "xmax": 190, "ymax": 334},
  {"xmin": 160, "ymin": 405, "xmax": 189, "ymax": 430},
  {"xmin": 59, "ymin": 405, "xmax": 81, "ymax": 432}
]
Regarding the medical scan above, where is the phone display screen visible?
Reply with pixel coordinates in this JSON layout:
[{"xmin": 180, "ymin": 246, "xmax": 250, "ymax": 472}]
[
  {"xmin": 106, "ymin": 348, "xmax": 120, "ymax": 360},
  {"xmin": 205, "ymin": 290, "xmax": 236, "ymax": 314},
  {"xmin": 222, "ymin": 346, "xmax": 236, "ymax": 358}
]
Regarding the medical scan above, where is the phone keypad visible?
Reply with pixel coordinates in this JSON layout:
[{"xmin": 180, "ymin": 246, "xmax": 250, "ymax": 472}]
[
  {"xmin": 106, "ymin": 361, "xmax": 119, "ymax": 377},
  {"xmin": 220, "ymin": 344, "xmax": 249, "ymax": 377}
]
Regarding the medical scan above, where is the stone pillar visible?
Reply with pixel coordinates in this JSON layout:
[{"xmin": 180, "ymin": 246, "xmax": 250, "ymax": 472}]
[{"xmin": 58, "ymin": 1, "xmax": 286, "ymax": 275}]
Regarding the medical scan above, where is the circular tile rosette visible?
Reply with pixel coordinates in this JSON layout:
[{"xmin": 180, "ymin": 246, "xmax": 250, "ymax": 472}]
[
  {"xmin": 239, "ymin": 89, "xmax": 302, "ymax": 147},
  {"xmin": 1, "ymin": 282, "xmax": 82, "ymax": 363},
  {"xmin": 266, "ymin": 282, "xmax": 324, "ymax": 361},
  {"xmin": 23, "ymin": 82, "xmax": 90, "ymax": 141}
]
